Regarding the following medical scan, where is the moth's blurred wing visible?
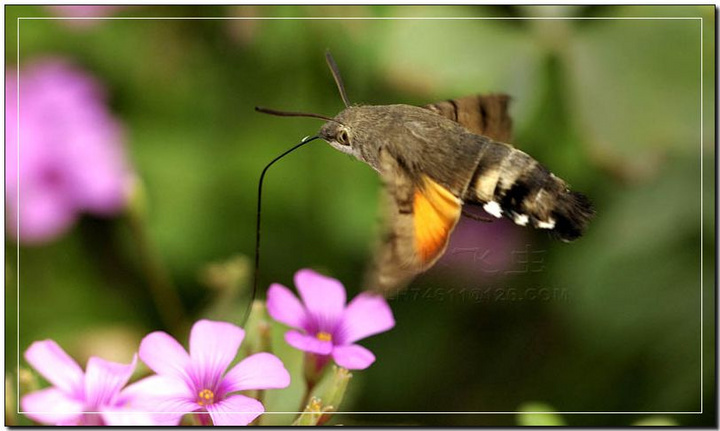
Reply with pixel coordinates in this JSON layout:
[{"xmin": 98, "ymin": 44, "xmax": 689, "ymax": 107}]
[
  {"xmin": 364, "ymin": 149, "xmax": 462, "ymax": 296},
  {"xmin": 424, "ymin": 93, "xmax": 513, "ymax": 142}
]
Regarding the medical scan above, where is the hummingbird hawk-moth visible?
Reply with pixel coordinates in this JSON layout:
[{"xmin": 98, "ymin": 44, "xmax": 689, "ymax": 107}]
[{"xmin": 256, "ymin": 52, "xmax": 595, "ymax": 296}]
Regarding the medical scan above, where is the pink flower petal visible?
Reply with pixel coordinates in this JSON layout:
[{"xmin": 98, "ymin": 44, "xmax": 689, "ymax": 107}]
[
  {"xmin": 119, "ymin": 375, "xmax": 194, "ymax": 423},
  {"xmin": 10, "ymin": 185, "xmax": 76, "ymax": 245},
  {"xmin": 266, "ymin": 283, "xmax": 306, "ymax": 329},
  {"xmin": 24, "ymin": 340, "xmax": 84, "ymax": 396},
  {"xmin": 101, "ymin": 407, "xmax": 171, "ymax": 426},
  {"xmin": 294, "ymin": 269, "xmax": 346, "ymax": 330},
  {"xmin": 332, "ymin": 344, "xmax": 376, "ymax": 370},
  {"xmin": 84, "ymin": 355, "xmax": 136, "ymax": 409},
  {"xmin": 119, "ymin": 374, "xmax": 191, "ymax": 405},
  {"xmin": 138, "ymin": 331, "xmax": 191, "ymax": 381},
  {"xmin": 206, "ymin": 394, "xmax": 264, "ymax": 426},
  {"xmin": 189, "ymin": 320, "xmax": 244, "ymax": 387},
  {"xmin": 66, "ymin": 119, "xmax": 128, "ymax": 215},
  {"xmin": 337, "ymin": 292, "xmax": 395, "ymax": 344},
  {"xmin": 21, "ymin": 387, "xmax": 84, "ymax": 425},
  {"xmin": 285, "ymin": 330, "xmax": 333, "ymax": 355},
  {"xmin": 222, "ymin": 352, "xmax": 290, "ymax": 393}
]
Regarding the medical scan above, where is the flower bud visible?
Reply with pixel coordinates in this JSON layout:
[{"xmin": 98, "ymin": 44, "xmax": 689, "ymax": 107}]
[{"xmin": 322, "ymin": 366, "xmax": 352, "ymax": 410}]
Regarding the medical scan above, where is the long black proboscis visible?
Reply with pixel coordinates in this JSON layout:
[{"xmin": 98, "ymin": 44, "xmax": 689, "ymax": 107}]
[{"xmin": 241, "ymin": 135, "xmax": 321, "ymax": 326}]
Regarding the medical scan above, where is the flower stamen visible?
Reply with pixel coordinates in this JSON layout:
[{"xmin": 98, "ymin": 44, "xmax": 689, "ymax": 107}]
[
  {"xmin": 197, "ymin": 389, "xmax": 215, "ymax": 406},
  {"xmin": 316, "ymin": 331, "xmax": 332, "ymax": 342}
]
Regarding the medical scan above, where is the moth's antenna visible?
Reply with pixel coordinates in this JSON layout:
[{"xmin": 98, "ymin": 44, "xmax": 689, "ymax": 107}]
[
  {"xmin": 325, "ymin": 51, "xmax": 351, "ymax": 108},
  {"xmin": 241, "ymin": 135, "xmax": 321, "ymax": 326},
  {"xmin": 255, "ymin": 106, "xmax": 345, "ymax": 126}
]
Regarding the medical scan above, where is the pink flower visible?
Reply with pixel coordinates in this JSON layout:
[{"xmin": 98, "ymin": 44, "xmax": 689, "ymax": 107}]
[
  {"xmin": 46, "ymin": 6, "xmax": 130, "ymax": 29},
  {"xmin": 47, "ymin": 5, "xmax": 127, "ymax": 17},
  {"xmin": 20, "ymin": 340, "xmax": 155, "ymax": 425},
  {"xmin": 267, "ymin": 269, "xmax": 395, "ymax": 371},
  {"xmin": 6, "ymin": 59, "xmax": 130, "ymax": 244},
  {"xmin": 136, "ymin": 319, "xmax": 290, "ymax": 426}
]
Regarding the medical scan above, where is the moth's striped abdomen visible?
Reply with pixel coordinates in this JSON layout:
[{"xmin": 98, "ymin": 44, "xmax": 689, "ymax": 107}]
[{"xmin": 464, "ymin": 140, "xmax": 594, "ymax": 242}]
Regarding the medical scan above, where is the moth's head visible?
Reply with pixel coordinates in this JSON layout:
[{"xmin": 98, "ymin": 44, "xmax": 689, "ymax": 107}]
[
  {"xmin": 318, "ymin": 108, "xmax": 364, "ymax": 159},
  {"xmin": 255, "ymin": 52, "xmax": 368, "ymax": 160}
]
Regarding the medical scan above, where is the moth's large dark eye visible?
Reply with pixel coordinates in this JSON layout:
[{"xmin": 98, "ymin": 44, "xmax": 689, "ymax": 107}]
[{"xmin": 337, "ymin": 130, "xmax": 350, "ymax": 146}]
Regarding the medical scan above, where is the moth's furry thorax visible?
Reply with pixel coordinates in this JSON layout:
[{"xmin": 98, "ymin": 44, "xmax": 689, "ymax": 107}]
[{"xmin": 319, "ymin": 104, "xmax": 465, "ymax": 171}]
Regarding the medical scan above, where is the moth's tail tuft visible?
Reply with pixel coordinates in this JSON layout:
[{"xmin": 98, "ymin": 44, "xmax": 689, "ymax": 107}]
[
  {"xmin": 550, "ymin": 190, "xmax": 595, "ymax": 242},
  {"xmin": 464, "ymin": 141, "xmax": 595, "ymax": 242}
]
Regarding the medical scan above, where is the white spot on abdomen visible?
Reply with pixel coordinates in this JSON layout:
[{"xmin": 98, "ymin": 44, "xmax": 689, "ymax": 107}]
[
  {"xmin": 483, "ymin": 201, "xmax": 503, "ymax": 218},
  {"xmin": 513, "ymin": 213, "xmax": 529, "ymax": 226},
  {"xmin": 537, "ymin": 218, "xmax": 556, "ymax": 229}
]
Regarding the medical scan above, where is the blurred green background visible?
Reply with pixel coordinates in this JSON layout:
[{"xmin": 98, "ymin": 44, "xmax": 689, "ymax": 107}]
[{"xmin": 5, "ymin": 4, "xmax": 715, "ymax": 426}]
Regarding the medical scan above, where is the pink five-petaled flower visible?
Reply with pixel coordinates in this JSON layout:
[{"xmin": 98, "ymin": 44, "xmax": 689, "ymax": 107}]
[
  {"xmin": 267, "ymin": 269, "xmax": 395, "ymax": 371},
  {"xmin": 135, "ymin": 319, "xmax": 290, "ymax": 426},
  {"xmin": 21, "ymin": 340, "xmax": 155, "ymax": 426},
  {"xmin": 6, "ymin": 59, "xmax": 130, "ymax": 244}
]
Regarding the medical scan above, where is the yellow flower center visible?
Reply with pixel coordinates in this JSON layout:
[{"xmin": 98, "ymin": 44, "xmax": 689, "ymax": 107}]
[
  {"xmin": 197, "ymin": 389, "xmax": 215, "ymax": 406},
  {"xmin": 316, "ymin": 331, "xmax": 332, "ymax": 342}
]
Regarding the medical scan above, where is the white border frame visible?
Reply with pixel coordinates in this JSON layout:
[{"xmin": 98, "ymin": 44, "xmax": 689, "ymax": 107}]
[{"xmin": 13, "ymin": 14, "xmax": 706, "ymax": 417}]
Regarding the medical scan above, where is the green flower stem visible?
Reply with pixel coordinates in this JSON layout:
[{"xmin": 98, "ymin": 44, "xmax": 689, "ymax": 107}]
[
  {"xmin": 125, "ymin": 177, "xmax": 186, "ymax": 334},
  {"xmin": 298, "ymin": 380, "xmax": 317, "ymax": 415},
  {"xmin": 293, "ymin": 397, "xmax": 324, "ymax": 426},
  {"xmin": 322, "ymin": 366, "xmax": 351, "ymax": 409},
  {"xmin": 316, "ymin": 366, "xmax": 351, "ymax": 425},
  {"xmin": 249, "ymin": 392, "xmax": 266, "ymax": 426},
  {"xmin": 295, "ymin": 366, "xmax": 352, "ymax": 426},
  {"xmin": 242, "ymin": 301, "xmax": 272, "ymax": 357},
  {"xmin": 244, "ymin": 302, "xmax": 272, "ymax": 426},
  {"xmin": 185, "ymin": 414, "xmax": 202, "ymax": 426},
  {"xmin": 197, "ymin": 413, "xmax": 212, "ymax": 426},
  {"xmin": 299, "ymin": 351, "xmax": 331, "ymax": 412},
  {"xmin": 249, "ymin": 330, "xmax": 271, "ymax": 426},
  {"xmin": 5, "ymin": 375, "xmax": 15, "ymax": 426}
]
